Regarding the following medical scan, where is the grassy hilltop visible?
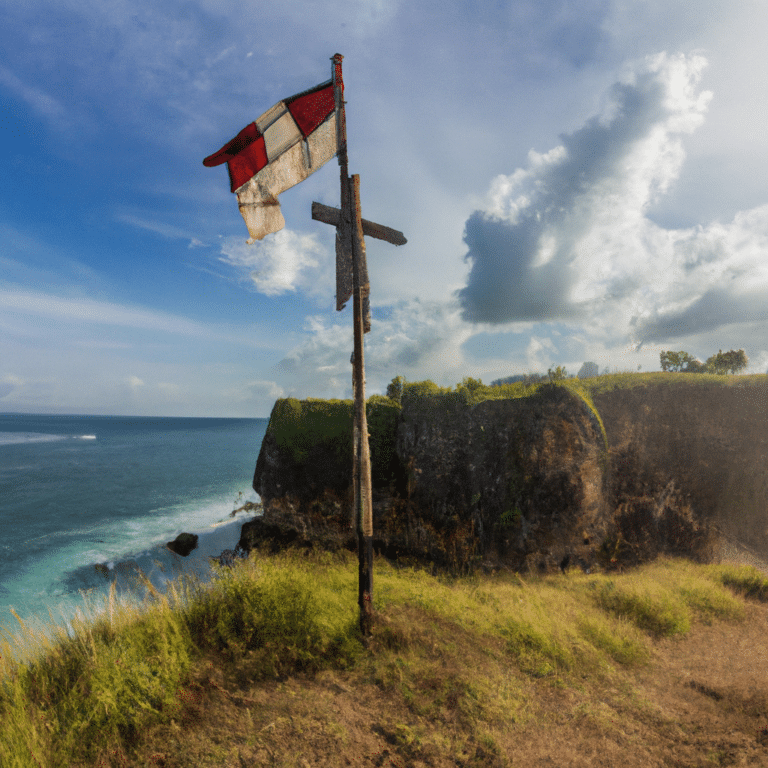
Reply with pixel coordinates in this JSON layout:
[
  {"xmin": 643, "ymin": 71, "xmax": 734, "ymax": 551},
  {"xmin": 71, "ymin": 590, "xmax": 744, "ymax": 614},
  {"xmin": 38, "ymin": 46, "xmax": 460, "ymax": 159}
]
[{"xmin": 2, "ymin": 551, "xmax": 768, "ymax": 766}]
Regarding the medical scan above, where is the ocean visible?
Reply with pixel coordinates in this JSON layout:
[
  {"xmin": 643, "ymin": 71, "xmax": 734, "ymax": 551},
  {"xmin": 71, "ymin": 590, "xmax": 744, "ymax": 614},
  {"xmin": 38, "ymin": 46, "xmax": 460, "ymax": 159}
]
[{"xmin": 0, "ymin": 413, "xmax": 267, "ymax": 640}]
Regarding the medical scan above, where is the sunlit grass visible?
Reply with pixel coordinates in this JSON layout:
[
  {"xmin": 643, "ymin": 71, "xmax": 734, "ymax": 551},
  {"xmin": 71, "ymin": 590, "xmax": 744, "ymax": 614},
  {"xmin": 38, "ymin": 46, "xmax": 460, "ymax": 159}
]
[
  {"xmin": 710, "ymin": 562, "xmax": 768, "ymax": 602},
  {"xmin": 0, "ymin": 553, "xmax": 761, "ymax": 766},
  {"xmin": 0, "ymin": 552, "xmax": 361, "ymax": 767}
]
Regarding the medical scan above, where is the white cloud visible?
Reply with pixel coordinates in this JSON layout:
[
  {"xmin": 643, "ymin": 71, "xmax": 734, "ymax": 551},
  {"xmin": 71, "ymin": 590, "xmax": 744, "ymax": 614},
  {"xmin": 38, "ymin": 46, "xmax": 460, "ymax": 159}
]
[
  {"xmin": 217, "ymin": 229, "xmax": 332, "ymax": 298},
  {"xmin": 275, "ymin": 299, "xmax": 473, "ymax": 398},
  {"xmin": 459, "ymin": 52, "xmax": 713, "ymax": 327},
  {"xmin": 452, "ymin": 51, "xmax": 768, "ymax": 354}
]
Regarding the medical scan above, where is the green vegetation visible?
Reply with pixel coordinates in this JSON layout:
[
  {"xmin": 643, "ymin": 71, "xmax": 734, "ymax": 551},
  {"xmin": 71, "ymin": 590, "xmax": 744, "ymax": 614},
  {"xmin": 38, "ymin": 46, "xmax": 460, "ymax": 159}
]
[
  {"xmin": 547, "ymin": 365, "xmax": 569, "ymax": 381},
  {"xmin": 660, "ymin": 348, "xmax": 748, "ymax": 374},
  {"xmin": 268, "ymin": 370, "xmax": 766, "ymax": 481},
  {"xmin": 267, "ymin": 395, "xmax": 400, "ymax": 483},
  {"xmin": 2, "ymin": 554, "xmax": 767, "ymax": 766},
  {"xmin": 270, "ymin": 397, "xmax": 353, "ymax": 466},
  {"xmin": 566, "ymin": 369, "xmax": 767, "ymax": 399},
  {"xmin": 385, "ymin": 374, "xmax": 405, "ymax": 405},
  {"xmin": 711, "ymin": 562, "xmax": 768, "ymax": 602},
  {"xmin": 0, "ymin": 555, "xmax": 361, "ymax": 767}
]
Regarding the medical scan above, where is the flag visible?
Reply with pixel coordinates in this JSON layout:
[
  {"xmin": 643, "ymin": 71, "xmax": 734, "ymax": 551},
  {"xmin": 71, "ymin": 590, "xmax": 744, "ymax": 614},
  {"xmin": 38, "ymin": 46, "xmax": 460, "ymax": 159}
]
[{"xmin": 203, "ymin": 80, "xmax": 337, "ymax": 243}]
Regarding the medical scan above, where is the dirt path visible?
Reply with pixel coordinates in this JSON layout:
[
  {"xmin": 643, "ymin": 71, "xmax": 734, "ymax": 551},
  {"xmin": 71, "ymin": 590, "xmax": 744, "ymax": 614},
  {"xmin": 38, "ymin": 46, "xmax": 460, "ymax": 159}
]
[{"xmin": 629, "ymin": 601, "xmax": 768, "ymax": 767}]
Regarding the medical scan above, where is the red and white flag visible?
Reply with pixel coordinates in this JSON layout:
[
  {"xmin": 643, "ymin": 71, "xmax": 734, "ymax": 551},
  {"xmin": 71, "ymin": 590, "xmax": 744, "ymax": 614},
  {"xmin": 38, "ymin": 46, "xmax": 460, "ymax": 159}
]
[{"xmin": 203, "ymin": 80, "xmax": 337, "ymax": 243}]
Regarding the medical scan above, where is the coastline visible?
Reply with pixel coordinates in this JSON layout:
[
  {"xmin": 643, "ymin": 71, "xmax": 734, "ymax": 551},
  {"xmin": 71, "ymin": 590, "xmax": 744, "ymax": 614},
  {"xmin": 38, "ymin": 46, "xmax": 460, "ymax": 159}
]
[
  {"xmin": 1, "ymin": 509, "xmax": 261, "ymax": 654},
  {"xmin": 84, "ymin": 509, "xmax": 262, "ymax": 603}
]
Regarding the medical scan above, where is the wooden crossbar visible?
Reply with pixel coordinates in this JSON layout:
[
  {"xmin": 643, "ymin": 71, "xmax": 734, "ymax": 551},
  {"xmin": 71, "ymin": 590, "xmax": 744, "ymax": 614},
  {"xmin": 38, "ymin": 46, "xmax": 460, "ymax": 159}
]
[{"xmin": 311, "ymin": 201, "xmax": 407, "ymax": 246}]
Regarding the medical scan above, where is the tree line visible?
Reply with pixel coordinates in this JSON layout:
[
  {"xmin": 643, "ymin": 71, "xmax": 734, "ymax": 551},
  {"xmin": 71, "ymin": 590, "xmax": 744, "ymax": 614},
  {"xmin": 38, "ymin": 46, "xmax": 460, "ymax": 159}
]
[
  {"xmin": 659, "ymin": 349, "xmax": 748, "ymax": 375},
  {"xmin": 386, "ymin": 348, "xmax": 750, "ymax": 402}
]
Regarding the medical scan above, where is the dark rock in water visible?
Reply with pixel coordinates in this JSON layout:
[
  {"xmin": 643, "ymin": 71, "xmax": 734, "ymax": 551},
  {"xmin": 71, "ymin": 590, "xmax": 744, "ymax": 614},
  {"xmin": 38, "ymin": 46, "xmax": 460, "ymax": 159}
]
[
  {"xmin": 167, "ymin": 532, "xmax": 198, "ymax": 557},
  {"xmin": 230, "ymin": 500, "xmax": 263, "ymax": 518},
  {"xmin": 212, "ymin": 546, "xmax": 248, "ymax": 567},
  {"xmin": 94, "ymin": 563, "xmax": 110, "ymax": 579}
]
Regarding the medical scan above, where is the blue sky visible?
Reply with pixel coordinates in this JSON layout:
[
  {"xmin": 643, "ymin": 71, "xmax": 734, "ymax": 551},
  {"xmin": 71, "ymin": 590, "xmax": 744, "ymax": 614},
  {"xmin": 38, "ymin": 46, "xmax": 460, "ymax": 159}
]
[{"xmin": 2, "ymin": 0, "xmax": 767, "ymax": 417}]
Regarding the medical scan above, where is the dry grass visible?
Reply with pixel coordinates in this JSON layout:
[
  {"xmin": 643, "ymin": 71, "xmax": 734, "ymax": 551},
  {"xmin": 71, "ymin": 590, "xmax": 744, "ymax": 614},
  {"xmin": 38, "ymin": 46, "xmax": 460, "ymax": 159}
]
[{"xmin": 2, "ymin": 553, "xmax": 768, "ymax": 767}]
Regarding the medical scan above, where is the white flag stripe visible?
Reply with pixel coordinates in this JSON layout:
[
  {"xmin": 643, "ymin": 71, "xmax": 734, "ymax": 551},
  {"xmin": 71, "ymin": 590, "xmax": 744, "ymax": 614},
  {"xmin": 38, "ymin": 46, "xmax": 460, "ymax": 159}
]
[
  {"xmin": 255, "ymin": 101, "xmax": 288, "ymax": 133},
  {"xmin": 263, "ymin": 111, "xmax": 303, "ymax": 162},
  {"xmin": 236, "ymin": 112, "xmax": 337, "ymax": 242}
]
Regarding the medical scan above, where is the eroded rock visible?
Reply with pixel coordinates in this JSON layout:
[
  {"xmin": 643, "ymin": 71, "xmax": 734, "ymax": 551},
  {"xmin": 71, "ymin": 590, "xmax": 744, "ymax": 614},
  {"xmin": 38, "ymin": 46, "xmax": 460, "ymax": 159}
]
[{"xmin": 166, "ymin": 532, "xmax": 198, "ymax": 557}]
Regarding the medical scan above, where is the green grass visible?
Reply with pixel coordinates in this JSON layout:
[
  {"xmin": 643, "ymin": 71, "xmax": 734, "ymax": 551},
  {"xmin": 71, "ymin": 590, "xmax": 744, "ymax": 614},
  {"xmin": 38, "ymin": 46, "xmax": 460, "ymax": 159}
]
[
  {"xmin": 576, "ymin": 370, "xmax": 767, "ymax": 398},
  {"xmin": 0, "ymin": 554, "xmax": 763, "ymax": 766},
  {"xmin": 0, "ymin": 553, "xmax": 361, "ymax": 767},
  {"xmin": 709, "ymin": 562, "xmax": 768, "ymax": 602}
]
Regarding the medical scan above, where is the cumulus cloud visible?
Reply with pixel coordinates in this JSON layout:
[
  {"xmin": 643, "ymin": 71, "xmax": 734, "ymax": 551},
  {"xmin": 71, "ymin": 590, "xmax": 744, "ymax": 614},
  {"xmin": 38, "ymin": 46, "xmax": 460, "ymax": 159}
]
[
  {"xmin": 634, "ymin": 205, "xmax": 768, "ymax": 341},
  {"xmin": 458, "ymin": 52, "xmax": 712, "ymax": 328},
  {"xmin": 455, "ymin": 51, "xmax": 768, "ymax": 357},
  {"xmin": 217, "ymin": 229, "xmax": 332, "ymax": 298}
]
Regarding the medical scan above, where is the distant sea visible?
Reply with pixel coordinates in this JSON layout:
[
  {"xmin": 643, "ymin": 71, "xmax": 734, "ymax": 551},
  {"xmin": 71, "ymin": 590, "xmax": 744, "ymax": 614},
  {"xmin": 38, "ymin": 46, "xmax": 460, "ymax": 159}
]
[{"xmin": 0, "ymin": 413, "xmax": 267, "ymax": 638}]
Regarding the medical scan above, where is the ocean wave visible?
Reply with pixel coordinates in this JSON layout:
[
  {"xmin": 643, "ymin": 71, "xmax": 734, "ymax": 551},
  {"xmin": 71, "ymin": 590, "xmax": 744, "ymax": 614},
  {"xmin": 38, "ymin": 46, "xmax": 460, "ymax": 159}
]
[
  {"xmin": 0, "ymin": 432, "xmax": 96, "ymax": 446},
  {"xmin": 0, "ymin": 432, "xmax": 67, "ymax": 446}
]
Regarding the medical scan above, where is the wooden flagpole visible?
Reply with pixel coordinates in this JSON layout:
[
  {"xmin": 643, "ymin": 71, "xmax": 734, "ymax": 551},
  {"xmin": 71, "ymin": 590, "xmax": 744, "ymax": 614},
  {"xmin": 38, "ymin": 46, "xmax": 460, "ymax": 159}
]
[
  {"xmin": 350, "ymin": 173, "xmax": 374, "ymax": 635},
  {"xmin": 318, "ymin": 54, "xmax": 405, "ymax": 636},
  {"xmin": 332, "ymin": 53, "xmax": 374, "ymax": 635}
]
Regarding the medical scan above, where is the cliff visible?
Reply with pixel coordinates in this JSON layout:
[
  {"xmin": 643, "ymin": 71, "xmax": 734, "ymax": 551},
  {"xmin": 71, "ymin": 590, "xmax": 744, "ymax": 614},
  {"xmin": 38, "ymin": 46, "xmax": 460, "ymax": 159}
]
[
  {"xmin": 592, "ymin": 377, "xmax": 768, "ymax": 556},
  {"xmin": 243, "ymin": 374, "xmax": 768, "ymax": 572}
]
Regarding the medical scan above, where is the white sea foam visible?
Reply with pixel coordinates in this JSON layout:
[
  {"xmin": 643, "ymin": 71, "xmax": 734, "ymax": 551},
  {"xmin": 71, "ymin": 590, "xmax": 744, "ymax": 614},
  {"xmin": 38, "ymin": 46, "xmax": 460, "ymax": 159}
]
[{"xmin": 0, "ymin": 432, "xmax": 66, "ymax": 446}]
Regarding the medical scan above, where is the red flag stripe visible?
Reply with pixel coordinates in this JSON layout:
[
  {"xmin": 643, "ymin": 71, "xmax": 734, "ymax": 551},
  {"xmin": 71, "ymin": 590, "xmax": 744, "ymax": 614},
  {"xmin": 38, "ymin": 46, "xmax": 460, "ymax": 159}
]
[
  {"xmin": 287, "ymin": 82, "xmax": 335, "ymax": 137},
  {"xmin": 202, "ymin": 122, "xmax": 261, "ymax": 168},
  {"xmin": 226, "ymin": 135, "xmax": 268, "ymax": 192}
]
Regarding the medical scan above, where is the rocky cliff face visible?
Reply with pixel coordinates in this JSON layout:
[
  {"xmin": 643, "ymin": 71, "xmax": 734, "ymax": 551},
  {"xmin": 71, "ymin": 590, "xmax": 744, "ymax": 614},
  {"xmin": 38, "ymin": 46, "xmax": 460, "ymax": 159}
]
[
  {"xmin": 593, "ymin": 381, "xmax": 768, "ymax": 557},
  {"xmin": 243, "ymin": 376, "xmax": 768, "ymax": 572}
]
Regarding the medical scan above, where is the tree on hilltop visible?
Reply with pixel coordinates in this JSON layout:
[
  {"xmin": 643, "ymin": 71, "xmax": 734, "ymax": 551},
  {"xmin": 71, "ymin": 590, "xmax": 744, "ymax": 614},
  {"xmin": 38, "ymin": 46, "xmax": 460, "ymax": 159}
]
[
  {"xmin": 386, "ymin": 375, "xmax": 405, "ymax": 404},
  {"xmin": 547, "ymin": 365, "xmax": 568, "ymax": 382},
  {"xmin": 459, "ymin": 376, "xmax": 484, "ymax": 392},
  {"xmin": 660, "ymin": 350, "xmax": 700, "ymax": 372},
  {"xmin": 660, "ymin": 348, "xmax": 748, "ymax": 374},
  {"xmin": 705, "ymin": 349, "xmax": 748, "ymax": 375}
]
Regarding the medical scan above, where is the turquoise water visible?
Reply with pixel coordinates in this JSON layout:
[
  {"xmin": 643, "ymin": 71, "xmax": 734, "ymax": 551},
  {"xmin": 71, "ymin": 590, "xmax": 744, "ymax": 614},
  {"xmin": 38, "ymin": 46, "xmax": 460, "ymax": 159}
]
[{"xmin": 0, "ymin": 414, "xmax": 267, "ymax": 632}]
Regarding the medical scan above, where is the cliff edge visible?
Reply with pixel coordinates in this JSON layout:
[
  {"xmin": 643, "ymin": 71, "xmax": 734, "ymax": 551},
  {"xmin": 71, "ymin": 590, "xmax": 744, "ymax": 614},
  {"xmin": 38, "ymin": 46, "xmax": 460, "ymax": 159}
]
[{"xmin": 243, "ymin": 374, "xmax": 768, "ymax": 572}]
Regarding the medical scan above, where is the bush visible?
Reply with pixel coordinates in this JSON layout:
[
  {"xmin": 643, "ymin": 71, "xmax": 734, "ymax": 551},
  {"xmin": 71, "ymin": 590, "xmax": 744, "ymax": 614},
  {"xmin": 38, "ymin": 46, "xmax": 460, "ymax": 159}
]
[{"xmin": 592, "ymin": 580, "xmax": 691, "ymax": 637}]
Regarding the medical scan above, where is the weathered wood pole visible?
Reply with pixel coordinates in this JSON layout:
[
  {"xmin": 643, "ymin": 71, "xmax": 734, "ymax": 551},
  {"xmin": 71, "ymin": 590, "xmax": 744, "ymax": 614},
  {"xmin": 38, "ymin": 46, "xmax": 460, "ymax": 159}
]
[
  {"xmin": 350, "ymin": 173, "xmax": 374, "ymax": 635},
  {"xmin": 332, "ymin": 53, "xmax": 374, "ymax": 635}
]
